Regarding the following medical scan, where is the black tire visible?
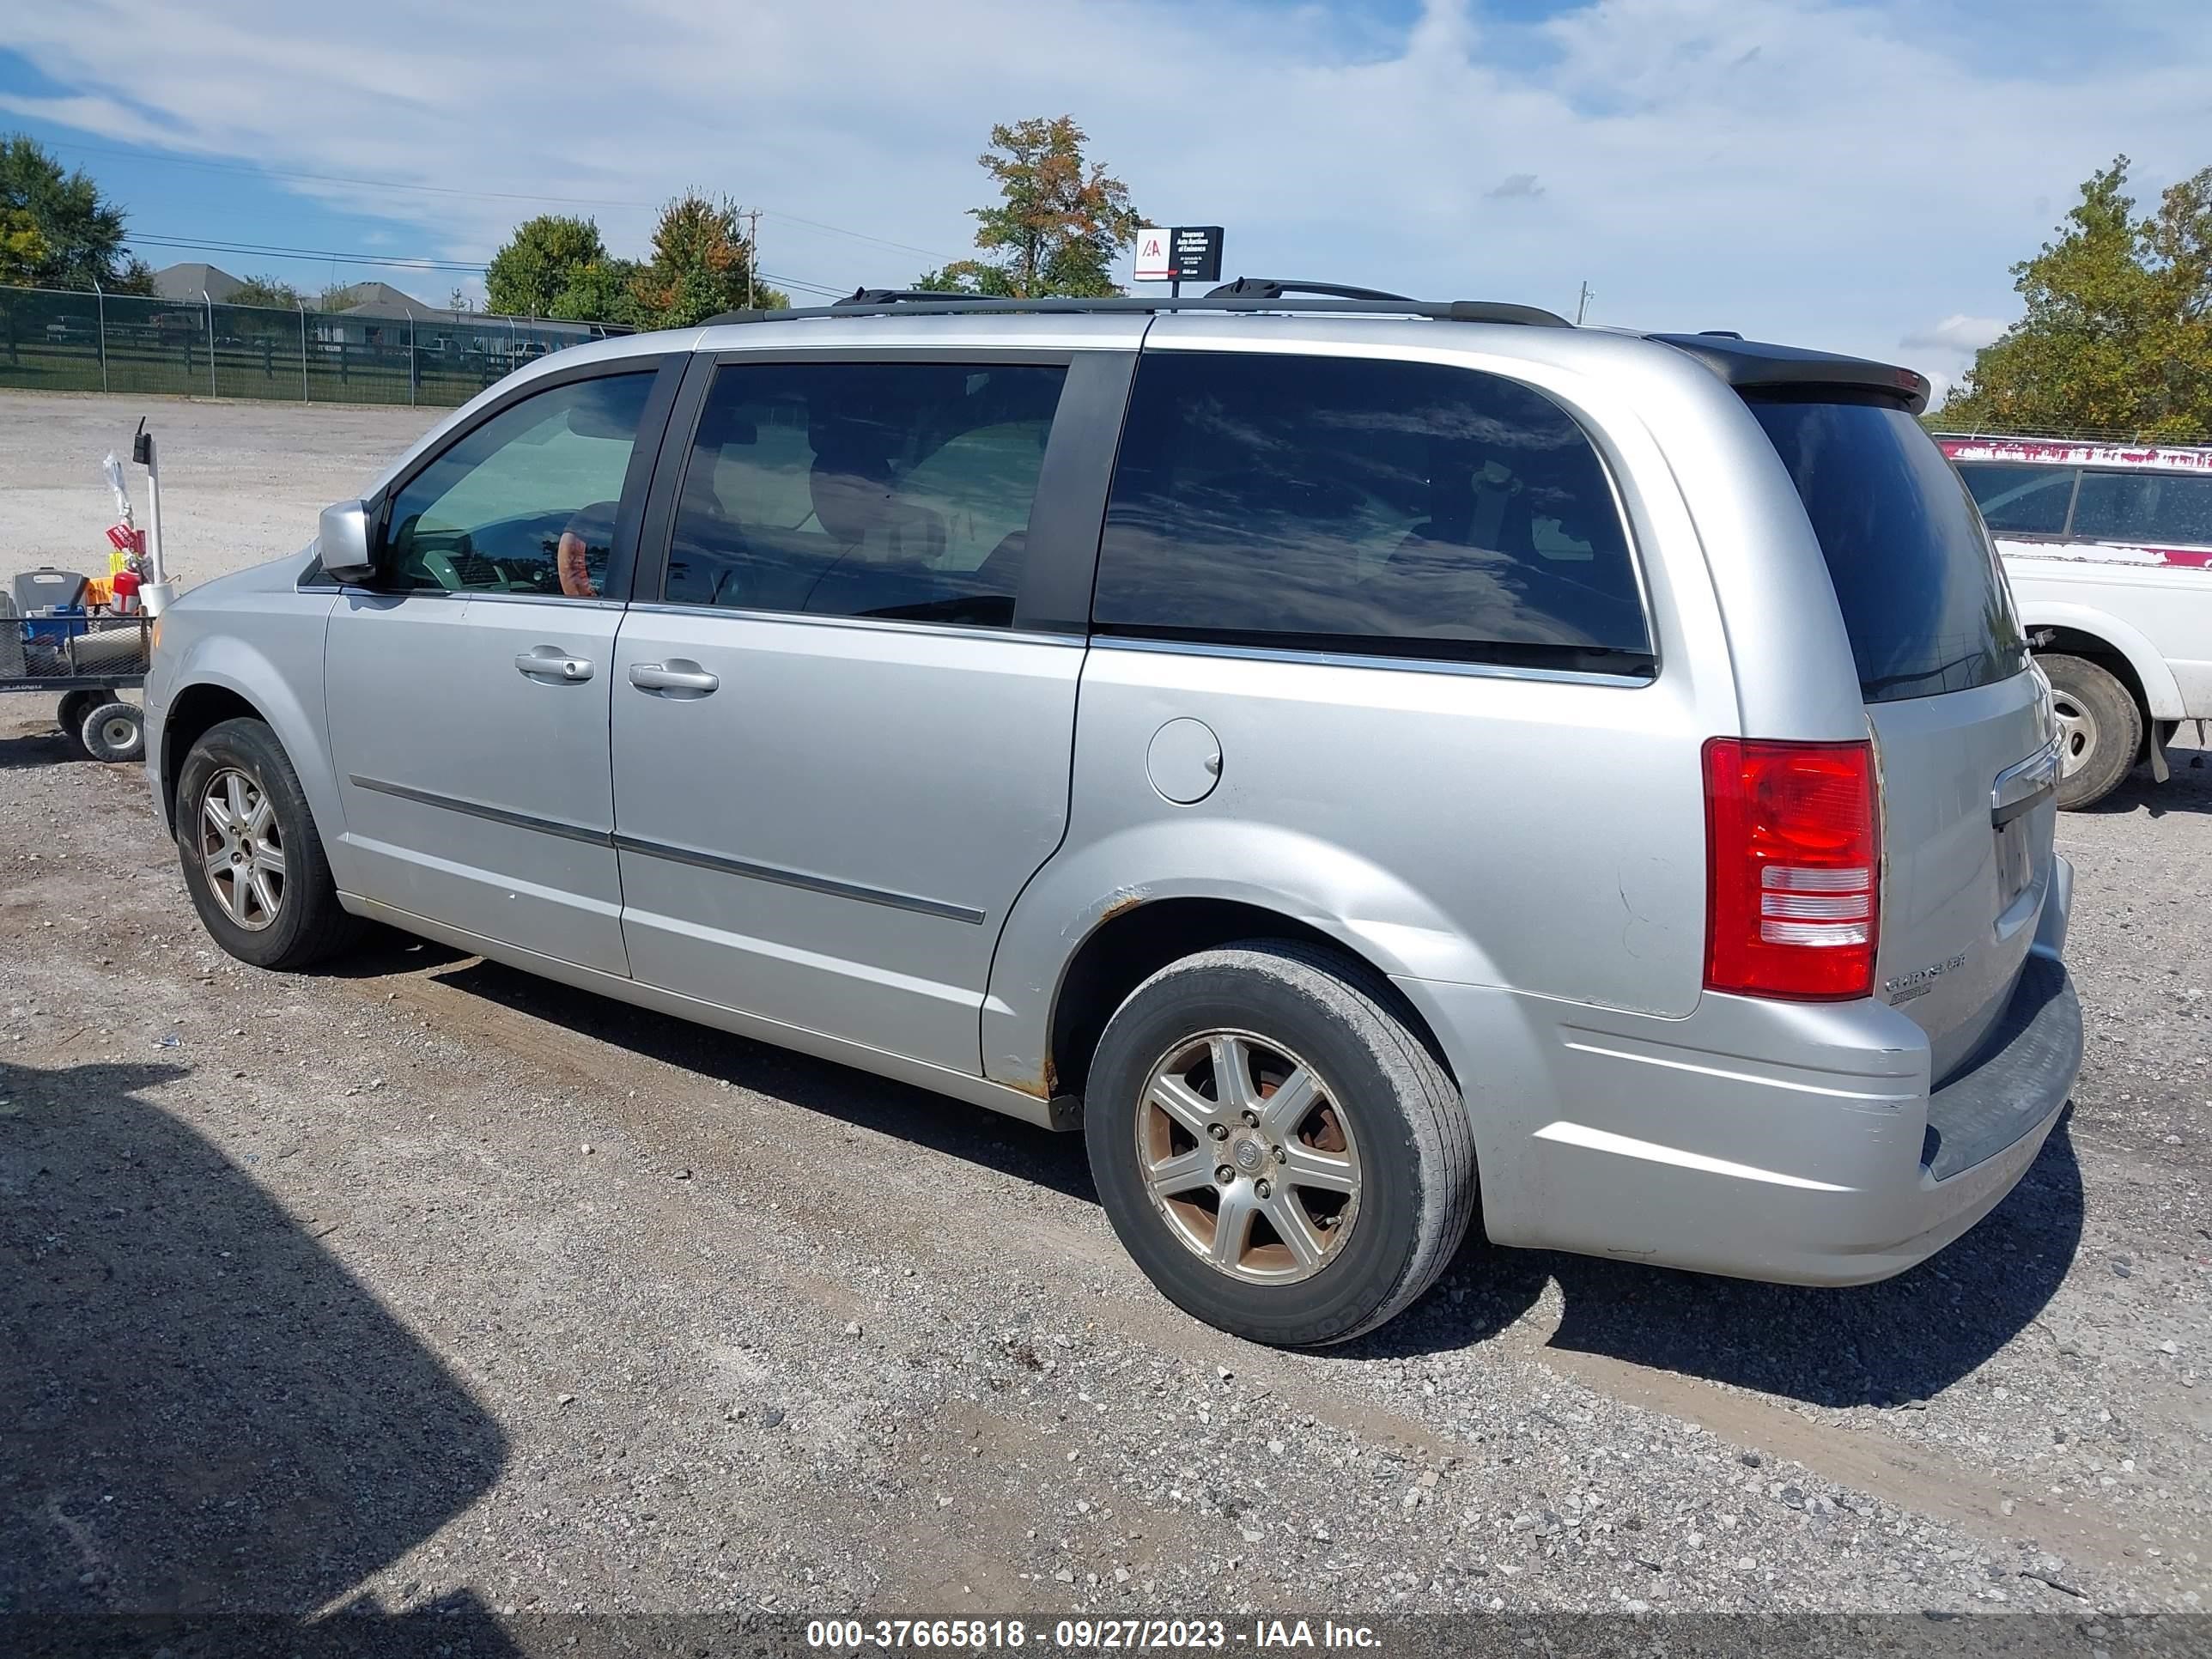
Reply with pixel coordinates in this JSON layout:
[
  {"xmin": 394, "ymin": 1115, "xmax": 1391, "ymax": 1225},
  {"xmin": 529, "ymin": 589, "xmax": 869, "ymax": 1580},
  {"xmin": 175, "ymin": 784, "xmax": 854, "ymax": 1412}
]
[
  {"xmin": 77, "ymin": 699, "xmax": 144, "ymax": 764},
  {"xmin": 175, "ymin": 716, "xmax": 362, "ymax": 970},
  {"xmin": 57, "ymin": 689, "xmax": 102, "ymax": 755},
  {"xmin": 2043, "ymin": 653, "xmax": 2142, "ymax": 810},
  {"xmin": 1084, "ymin": 940, "xmax": 1474, "ymax": 1347}
]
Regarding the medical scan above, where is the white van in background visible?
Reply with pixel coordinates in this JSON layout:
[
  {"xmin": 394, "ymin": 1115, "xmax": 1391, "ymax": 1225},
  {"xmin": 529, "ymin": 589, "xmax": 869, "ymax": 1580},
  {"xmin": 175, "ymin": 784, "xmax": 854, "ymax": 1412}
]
[{"xmin": 1942, "ymin": 434, "xmax": 2212, "ymax": 807}]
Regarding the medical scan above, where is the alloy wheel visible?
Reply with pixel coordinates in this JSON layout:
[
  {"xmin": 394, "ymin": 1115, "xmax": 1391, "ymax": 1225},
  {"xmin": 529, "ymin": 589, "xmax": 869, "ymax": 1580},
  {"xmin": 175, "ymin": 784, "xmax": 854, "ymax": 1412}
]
[
  {"xmin": 198, "ymin": 767, "xmax": 286, "ymax": 931},
  {"xmin": 1133, "ymin": 1030, "xmax": 1361, "ymax": 1284}
]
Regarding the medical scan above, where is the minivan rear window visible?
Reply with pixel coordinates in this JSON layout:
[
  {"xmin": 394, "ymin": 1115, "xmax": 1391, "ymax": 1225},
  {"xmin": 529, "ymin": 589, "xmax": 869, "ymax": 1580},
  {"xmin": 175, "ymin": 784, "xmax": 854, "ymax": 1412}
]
[{"xmin": 1749, "ymin": 397, "xmax": 2027, "ymax": 703}]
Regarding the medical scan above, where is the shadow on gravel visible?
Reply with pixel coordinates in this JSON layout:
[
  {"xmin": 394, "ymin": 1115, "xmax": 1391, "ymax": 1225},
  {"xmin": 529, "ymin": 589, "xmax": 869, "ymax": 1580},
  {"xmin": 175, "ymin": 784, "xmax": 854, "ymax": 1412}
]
[
  {"xmin": 0, "ymin": 1057, "xmax": 513, "ymax": 1635},
  {"xmin": 1346, "ymin": 1111, "xmax": 2086, "ymax": 1404},
  {"xmin": 305, "ymin": 926, "xmax": 471, "ymax": 980},
  {"xmin": 2081, "ymin": 745, "xmax": 2212, "ymax": 819},
  {"xmin": 0, "ymin": 732, "xmax": 80, "ymax": 772},
  {"xmin": 415, "ymin": 949, "xmax": 2087, "ymax": 1402},
  {"xmin": 426, "ymin": 957, "xmax": 1099, "ymax": 1204}
]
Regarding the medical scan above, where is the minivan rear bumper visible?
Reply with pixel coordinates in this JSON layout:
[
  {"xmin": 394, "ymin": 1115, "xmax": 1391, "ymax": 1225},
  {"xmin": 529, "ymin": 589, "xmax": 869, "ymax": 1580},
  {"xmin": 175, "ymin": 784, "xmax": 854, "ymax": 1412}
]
[{"xmin": 1397, "ymin": 856, "xmax": 2081, "ymax": 1286}]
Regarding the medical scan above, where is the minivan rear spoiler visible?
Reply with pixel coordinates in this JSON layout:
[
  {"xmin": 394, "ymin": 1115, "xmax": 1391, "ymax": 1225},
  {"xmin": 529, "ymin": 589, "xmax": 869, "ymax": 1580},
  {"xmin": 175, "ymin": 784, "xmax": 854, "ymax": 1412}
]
[{"xmin": 1650, "ymin": 333, "xmax": 1931, "ymax": 416}]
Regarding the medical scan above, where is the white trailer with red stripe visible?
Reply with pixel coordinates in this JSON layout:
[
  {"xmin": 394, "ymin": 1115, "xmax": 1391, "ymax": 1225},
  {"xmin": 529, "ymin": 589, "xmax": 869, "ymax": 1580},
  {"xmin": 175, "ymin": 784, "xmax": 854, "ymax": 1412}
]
[{"xmin": 1941, "ymin": 434, "xmax": 2212, "ymax": 807}]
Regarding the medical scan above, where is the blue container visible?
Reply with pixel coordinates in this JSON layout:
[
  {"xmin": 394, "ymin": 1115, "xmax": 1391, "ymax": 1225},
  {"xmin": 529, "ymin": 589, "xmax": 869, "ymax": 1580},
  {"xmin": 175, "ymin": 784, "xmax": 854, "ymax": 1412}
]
[{"xmin": 24, "ymin": 604, "xmax": 88, "ymax": 646}]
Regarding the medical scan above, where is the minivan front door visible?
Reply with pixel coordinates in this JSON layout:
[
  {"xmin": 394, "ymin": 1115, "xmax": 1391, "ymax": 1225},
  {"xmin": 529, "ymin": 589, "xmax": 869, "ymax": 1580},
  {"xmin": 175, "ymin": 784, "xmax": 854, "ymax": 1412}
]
[
  {"xmin": 609, "ymin": 348, "xmax": 1130, "ymax": 1074},
  {"xmin": 325, "ymin": 363, "xmax": 673, "ymax": 975}
]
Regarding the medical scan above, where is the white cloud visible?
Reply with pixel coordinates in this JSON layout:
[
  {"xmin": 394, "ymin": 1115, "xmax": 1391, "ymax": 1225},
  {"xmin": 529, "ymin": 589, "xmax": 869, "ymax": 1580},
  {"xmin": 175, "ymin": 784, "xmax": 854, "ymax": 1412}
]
[
  {"xmin": 1901, "ymin": 315, "xmax": 2009, "ymax": 354},
  {"xmin": 6, "ymin": 0, "xmax": 2209, "ymax": 368}
]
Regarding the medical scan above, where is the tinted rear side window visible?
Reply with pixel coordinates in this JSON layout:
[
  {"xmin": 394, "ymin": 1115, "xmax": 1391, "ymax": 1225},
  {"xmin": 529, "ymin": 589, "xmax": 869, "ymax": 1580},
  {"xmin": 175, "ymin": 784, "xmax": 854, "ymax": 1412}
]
[
  {"xmin": 1092, "ymin": 351, "xmax": 1651, "ymax": 672},
  {"xmin": 664, "ymin": 361, "xmax": 1067, "ymax": 628},
  {"xmin": 2071, "ymin": 468, "xmax": 2212, "ymax": 546},
  {"xmin": 1955, "ymin": 460, "xmax": 2076, "ymax": 536},
  {"xmin": 1750, "ymin": 398, "xmax": 2027, "ymax": 702}
]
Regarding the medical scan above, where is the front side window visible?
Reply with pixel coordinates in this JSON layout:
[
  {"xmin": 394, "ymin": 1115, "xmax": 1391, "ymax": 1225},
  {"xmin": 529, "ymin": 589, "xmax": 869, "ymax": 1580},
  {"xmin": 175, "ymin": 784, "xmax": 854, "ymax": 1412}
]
[
  {"xmin": 2070, "ymin": 468, "xmax": 2212, "ymax": 547},
  {"xmin": 383, "ymin": 373, "xmax": 655, "ymax": 596},
  {"xmin": 663, "ymin": 361, "xmax": 1069, "ymax": 628},
  {"xmin": 1090, "ymin": 351, "xmax": 1650, "ymax": 672},
  {"xmin": 1955, "ymin": 461, "xmax": 2077, "ymax": 537}
]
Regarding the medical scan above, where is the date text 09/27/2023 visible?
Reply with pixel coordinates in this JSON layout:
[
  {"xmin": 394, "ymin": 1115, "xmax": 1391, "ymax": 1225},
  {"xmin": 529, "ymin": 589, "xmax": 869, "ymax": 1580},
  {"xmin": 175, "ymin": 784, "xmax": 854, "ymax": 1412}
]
[{"xmin": 803, "ymin": 1618, "xmax": 1383, "ymax": 1651}]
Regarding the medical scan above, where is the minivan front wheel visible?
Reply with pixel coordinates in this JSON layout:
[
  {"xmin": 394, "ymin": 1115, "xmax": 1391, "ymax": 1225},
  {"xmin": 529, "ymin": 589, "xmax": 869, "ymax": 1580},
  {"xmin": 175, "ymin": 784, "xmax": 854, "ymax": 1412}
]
[
  {"xmin": 1085, "ymin": 941, "xmax": 1474, "ymax": 1346},
  {"xmin": 176, "ymin": 716, "xmax": 362, "ymax": 970},
  {"xmin": 2041, "ymin": 653, "xmax": 2141, "ymax": 810}
]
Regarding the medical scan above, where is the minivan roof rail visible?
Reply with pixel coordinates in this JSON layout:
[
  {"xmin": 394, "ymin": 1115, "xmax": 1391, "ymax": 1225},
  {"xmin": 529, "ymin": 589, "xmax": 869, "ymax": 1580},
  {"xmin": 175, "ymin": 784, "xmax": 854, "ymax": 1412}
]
[
  {"xmin": 703, "ymin": 285, "xmax": 1573, "ymax": 328},
  {"xmin": 1205, "ymin": 277, "xmax": 1413, "ymax": 302}
]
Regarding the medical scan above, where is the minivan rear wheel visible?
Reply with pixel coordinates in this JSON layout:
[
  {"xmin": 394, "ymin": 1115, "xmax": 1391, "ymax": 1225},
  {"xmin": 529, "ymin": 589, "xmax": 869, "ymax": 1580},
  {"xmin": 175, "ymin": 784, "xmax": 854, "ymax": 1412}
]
[
  {"xmin": 1084, "ymin": 941, "xmax": 1474, "ymax": 1346},
  {"xmin": 176, "ymin": 717, "xmax": 362, "ymax": 970},
  {"xmin": 2041, "ymin": 653, "xmax": 2141, "ymax": 810}
]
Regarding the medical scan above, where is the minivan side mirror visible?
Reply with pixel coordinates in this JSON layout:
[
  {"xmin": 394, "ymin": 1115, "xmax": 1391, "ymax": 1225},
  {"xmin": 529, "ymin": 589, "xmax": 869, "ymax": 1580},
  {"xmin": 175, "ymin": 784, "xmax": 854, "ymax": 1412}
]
[{"xmin": 318, "ymin": 499, "xmax": 380, "ymax": 585}]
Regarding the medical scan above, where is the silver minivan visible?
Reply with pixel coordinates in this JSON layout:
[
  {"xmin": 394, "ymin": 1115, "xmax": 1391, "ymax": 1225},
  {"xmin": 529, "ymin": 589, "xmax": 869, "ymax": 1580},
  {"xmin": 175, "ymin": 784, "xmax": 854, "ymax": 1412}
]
[{"xmin": 144, "ymin": 284, "xmax": 2082, "ymax": 1346}]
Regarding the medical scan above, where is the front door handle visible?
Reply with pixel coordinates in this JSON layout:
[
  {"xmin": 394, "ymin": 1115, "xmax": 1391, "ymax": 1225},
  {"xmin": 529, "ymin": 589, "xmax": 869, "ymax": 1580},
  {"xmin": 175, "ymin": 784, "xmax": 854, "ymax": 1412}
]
[
  {"xmin": 629, "ymin": 660, "xmax": 720, "ymax": 695},
  {"xmin": 514, "ymin": 647, "xmax": 593, "ymax": 682}
]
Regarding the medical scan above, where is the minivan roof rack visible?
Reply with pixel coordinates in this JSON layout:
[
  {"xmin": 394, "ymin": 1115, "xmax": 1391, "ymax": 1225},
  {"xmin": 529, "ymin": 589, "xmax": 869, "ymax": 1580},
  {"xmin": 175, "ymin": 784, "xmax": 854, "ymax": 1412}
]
[
  {"xmin": 702, "ymin": 285, "xmax": 1573, "ymax": 329},
  {"xmin": 1650, "ymin": 331, "xmax": 1932, "ymax": 415},
  {"xmin": 1205, "ymin": 277, "xmax": 1413, "ymax": 302}
]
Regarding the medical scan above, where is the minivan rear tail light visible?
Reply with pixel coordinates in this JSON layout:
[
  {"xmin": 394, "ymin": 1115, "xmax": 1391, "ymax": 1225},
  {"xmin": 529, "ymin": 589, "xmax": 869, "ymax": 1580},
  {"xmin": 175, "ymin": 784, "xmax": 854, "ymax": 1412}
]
[{"xmin": 1703, "ymin": 738, "xmax": 1880, "ymax": 1000}]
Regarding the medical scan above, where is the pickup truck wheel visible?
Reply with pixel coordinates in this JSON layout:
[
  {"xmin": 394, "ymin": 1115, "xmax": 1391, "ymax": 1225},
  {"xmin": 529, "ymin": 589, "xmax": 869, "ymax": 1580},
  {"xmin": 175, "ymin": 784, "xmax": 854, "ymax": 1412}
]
[
  {"xmin": 2042, "ymin": 653, "xmax": 2141, "ymax": 810},
  {"xmin": 1084, "ymin": 941, "xmax": 1474, "ymax": 1347},
  {"xmin": 176, "ymin": 716, "xmax": 362, "ymax": 970}
]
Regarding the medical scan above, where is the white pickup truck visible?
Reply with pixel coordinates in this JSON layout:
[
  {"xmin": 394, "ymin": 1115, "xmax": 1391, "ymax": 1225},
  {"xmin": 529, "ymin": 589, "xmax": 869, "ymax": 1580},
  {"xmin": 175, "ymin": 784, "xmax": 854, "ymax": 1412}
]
[{"xmin": 1942, "ymin": 434, "xmax": 2212, "ymax": 808}]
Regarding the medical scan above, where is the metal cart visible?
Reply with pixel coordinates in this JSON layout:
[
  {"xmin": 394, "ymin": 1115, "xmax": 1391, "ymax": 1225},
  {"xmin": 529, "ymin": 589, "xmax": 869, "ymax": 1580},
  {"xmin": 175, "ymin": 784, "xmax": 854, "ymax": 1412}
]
[{"xmin": 1, "ymin": 568, "xmax": 150, "ymax": 763}]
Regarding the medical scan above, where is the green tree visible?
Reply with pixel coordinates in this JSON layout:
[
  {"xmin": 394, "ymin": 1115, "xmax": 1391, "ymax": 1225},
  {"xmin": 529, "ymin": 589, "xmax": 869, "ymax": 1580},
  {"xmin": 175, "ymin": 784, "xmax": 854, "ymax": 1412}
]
[
  {"xmin": 913, "ymin": 259, "xmax": 1016, "ymax": 297},
  {"xmin": 485, "ymin": 214, "xmax": 640, "ymax": 322},
  {"xmin": 0, "ymin": 133, "xmax": 143, "ymax": 289},
  {"xmin": 0, "ymin": 206, "xmax": 48, "ymax": 286},
  {"xmin": 1939, "ymin": 155, "xmax": 2212, "ymax": 439},
  {"xmin": 629, "ymin": 193, "xmax": 787, "ymax": 327},
  {"xmin": 228, "ymin": 273, "xmax": 301, "ymax": 309},
  {"xmin": 919, "ymin": 117, "xmax": 1140, "ymax": 299},
  {"xmin": 107, "ymin": 256, "xmax": 155, "ymax": 297},
  {"xmin": 319, "ymin": 282, "xmax": 364, "ymax": 312}
]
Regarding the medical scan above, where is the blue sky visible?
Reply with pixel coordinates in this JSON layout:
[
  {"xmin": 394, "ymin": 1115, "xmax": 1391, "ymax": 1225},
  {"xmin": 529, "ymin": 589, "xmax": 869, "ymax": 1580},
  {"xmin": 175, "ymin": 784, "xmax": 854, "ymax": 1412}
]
[{"xmin": 3, "ymin": 0, "xmax": 2208, "ymax": 399}]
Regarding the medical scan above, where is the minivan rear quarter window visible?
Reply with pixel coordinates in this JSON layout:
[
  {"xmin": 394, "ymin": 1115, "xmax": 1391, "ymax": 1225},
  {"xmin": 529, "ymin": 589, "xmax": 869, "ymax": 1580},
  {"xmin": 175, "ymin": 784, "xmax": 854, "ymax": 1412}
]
[
  {"xmin": 1091, "ymin": 351, "xmax": 1651, "ymax": 672},
  {"xmin": 1749, "ymin": 397, "xmax": 2027, "ymax": 702}
]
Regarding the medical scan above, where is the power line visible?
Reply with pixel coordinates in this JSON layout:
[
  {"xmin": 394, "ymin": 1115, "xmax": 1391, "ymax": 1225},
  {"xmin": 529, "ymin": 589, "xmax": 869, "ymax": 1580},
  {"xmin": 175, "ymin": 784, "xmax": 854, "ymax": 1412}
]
[
  {"xmin": 45, "ymin": 136, "xmax": 964, "ymax": 264},
  {"xmin": 132, "ymin": 233, "xmax": 487, "ymax": 273},
  {"xmin": 129, "ymin": 231, "xmax": 852, "ymax": 301}
]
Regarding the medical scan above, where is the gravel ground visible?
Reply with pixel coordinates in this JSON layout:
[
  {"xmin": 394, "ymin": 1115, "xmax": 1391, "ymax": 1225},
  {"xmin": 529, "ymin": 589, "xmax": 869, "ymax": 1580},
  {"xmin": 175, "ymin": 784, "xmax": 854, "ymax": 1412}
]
[
  {"xmin": 0, "ymin": 393, "xmax": 2207, "ymax": 1633},
  {"xmin": 0, "ymin": 390, "xmax": 438, "ymax": 592}
]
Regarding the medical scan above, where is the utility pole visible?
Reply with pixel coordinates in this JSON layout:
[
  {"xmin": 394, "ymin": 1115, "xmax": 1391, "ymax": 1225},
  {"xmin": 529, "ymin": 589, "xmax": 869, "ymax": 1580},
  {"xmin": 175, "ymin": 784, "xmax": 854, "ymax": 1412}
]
[
  {"xmin": 1575, "ymin": 282, "xmax": 1592, "ymax": 325},
  {"xmin": 744, "ymin": 209, "xmax": 761, "ymax": 310}
]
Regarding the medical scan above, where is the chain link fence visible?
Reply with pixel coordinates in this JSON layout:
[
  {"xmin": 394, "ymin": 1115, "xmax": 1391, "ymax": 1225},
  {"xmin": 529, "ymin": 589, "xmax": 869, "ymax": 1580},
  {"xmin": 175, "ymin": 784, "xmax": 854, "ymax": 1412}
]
[{"xmin": 0, "ymin": 285, "xmax": 632, "ymax": 409}]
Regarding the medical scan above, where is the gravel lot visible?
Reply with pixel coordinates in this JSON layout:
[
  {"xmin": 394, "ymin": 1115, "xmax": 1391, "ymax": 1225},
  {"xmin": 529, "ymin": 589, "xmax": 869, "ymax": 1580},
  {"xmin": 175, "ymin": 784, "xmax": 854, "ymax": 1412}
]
[
  {"xmin": 0, "ymin": 393, "xmax": 2207, "ymax": 1632},
  {"xmin": 0, "ymin": 389, "xmax": 439, "ymax": 592}
]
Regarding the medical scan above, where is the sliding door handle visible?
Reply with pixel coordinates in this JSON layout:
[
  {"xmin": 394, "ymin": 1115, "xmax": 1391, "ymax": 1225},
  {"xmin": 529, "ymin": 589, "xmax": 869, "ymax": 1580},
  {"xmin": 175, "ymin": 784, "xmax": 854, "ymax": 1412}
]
[
  {"xmin": 629, "ymin": 660, "xmax": 720, "ymax": 695},
  {"xmin": 514, "ymin": 647, "xmax": 593, "ymax": 682}
]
